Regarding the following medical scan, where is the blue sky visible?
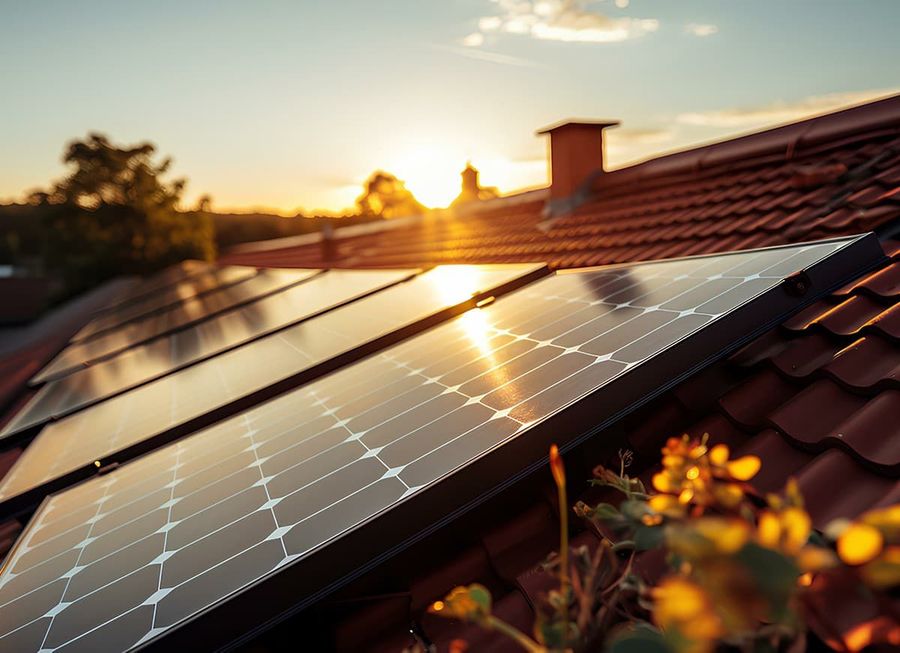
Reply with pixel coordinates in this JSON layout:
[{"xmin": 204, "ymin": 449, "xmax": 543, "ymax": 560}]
[{"xmin": 1, "ymin": 0, "xmax": 899, "ymax": 213}]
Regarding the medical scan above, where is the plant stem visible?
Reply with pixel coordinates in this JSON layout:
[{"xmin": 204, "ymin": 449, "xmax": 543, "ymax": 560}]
[
  {"xmin": 557, "ymin": 471, "xmax": 569, "ymax": 643},
  {"xmin": 487, "ymin": 616, "xmax": 548, "ymax": 653}
]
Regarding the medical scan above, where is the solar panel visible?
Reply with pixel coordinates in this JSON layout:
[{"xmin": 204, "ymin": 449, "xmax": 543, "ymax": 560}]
[
  {"xmin": 71, "ymin": 266, "xmax": 259, "ymax": 342},
  {"xmin": 98, "ymin": 260, "xmax": 212, "ymax": 313},
  {"xmin": 3, "ymin": 270, "xmax": 418, "ymax": 436},
  {"xmin": 32, "ymin": 269, "xmax": 323, "ymax": 384},
  {"xmin": 0, "ymin": 235, "xmax": 878, "ymax": 652},
  {"xmin": 0, "ymin": 264, "xmax": 545, "ymax": 510}
]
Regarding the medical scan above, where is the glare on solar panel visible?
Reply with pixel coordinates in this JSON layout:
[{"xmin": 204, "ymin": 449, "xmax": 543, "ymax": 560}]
[
  {"xmin": 2, "ymin": 269, "xmax": 420, "ymax": 437},
  {"xmin": 72, "ymin": 266, "xmax": 260, "ymax": 342},
  {"xmin": 0, "ymin": 235, "xmax": 879, "ymax": 652},
  {"xmin": 96, "ymin": 260, "xmax": 212, "ymax": 314},
  {"xmin": 32, "ymin": 269, "xmax": 323, "ymax": 384}
]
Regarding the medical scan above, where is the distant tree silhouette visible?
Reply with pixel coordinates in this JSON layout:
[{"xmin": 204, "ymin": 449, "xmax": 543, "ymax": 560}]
[
  {"xmin": 356, "ymin": 171, "xmax": 425, "ymax": 218},
  {"xmin": 33, "ymin": 134, "xmax": 215, "ymax": 296}
]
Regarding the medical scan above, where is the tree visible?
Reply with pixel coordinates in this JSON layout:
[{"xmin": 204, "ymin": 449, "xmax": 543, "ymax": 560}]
[
  {"xmin": 36, "ymin": 134, "xmax": 215, "ymax": 296},
  {"xmin": 355, "ymin": 171, "xmax": 425, "ymax": 218}
]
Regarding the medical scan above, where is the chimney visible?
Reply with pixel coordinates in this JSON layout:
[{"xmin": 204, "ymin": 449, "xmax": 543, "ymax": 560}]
[{"xmin": 538, "ymin": 119, "xmax": 620, "ymax": 215}]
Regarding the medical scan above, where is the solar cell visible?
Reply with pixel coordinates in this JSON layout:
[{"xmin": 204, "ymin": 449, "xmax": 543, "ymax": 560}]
[
  {"xmin": 0, "ymin": 236, "xmax": 877, "ymax": 652},
  {"xmin": 0, "ymin": 264, "xmax": 544, "ymax": 509},
  {"xmin": 33, "ymin": 269, "xmax": 322, "ymax": 384},
  {"xmin": 72, "ymin": 266, "xmax": 260, "ymax": 342},
  {"xmin": 3, "ymin": 270, "xmax": 417, "ymax": 436}
]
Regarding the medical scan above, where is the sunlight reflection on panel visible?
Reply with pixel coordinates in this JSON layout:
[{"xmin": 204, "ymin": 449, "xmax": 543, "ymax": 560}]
[{"xmin": 427, "ymin": 265, "xmax": 493, "ymax": 305}]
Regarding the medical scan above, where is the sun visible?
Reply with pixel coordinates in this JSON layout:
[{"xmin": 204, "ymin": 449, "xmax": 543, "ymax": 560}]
[{"xmin": 386, "ymin": 145, "xmax": 467, "ymax": 209}]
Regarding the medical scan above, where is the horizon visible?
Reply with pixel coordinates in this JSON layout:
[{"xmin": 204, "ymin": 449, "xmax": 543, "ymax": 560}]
[{"xmin": 2, "ymin": 0, "xmax": 900, "ymax": 215}]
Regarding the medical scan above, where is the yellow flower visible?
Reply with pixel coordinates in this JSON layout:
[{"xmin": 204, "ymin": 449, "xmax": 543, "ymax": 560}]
[
  {"xmin": 838, "ymin": 523, "xmax": 884, "ymax": 566},
  {"xmin": 794, "ymin": 545, "xmax": 838, "ymax": 573},
  {"xmin": 666, "ymin": 518, "xmax": 750, "ymax": 560},
  {"xmin": 653, "ymin": 577, "xmax": 724, "ymax": 653},
  {"xmin": 757, "ymin": 507, "xmax": 811, "ymax": 555},
  {"xmin": 649, "ymin": 436, "xmax": 759, "ymax": 514},
  {"xmin": 648, "ymin": 493, "xmax": 684, "ymax": 517},
  {"xmin": 859, "ymin": 545, "xmax": 900, "ymax": 589},
  {"xmin": 829, "ymin": 504, "xmax": 900, "ymax": 589},
  {"xmin": 860, "ymin": 504, "xmax": 900, "ymax": 541}
]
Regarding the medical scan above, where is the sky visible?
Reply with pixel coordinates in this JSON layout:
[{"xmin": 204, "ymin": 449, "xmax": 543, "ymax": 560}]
[{"xmin": 1, "ymin": 0, "xmax": 899, "ymax": 215}]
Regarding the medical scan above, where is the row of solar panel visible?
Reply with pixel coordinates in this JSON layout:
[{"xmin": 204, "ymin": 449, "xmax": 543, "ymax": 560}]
[{"xmin": 0, "ymin": 235, "xmax": 878, "ymax": 652}]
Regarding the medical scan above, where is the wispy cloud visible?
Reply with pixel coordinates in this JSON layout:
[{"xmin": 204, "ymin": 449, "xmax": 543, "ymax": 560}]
[
  {"xmin": 685, "ymin": 23, "xmax": 718, "ymax": 37},
  {"xmin": 605, "ymin": 127, "xmax": 677, "ymax": 165},
  {"xmin": 677, "ymin": 89, "xmax": 900, "ymax": 128},
  {"xmin": 462, "ymin": 32, "xmax": 485, "ymax": 47},
  {"xmin": 432, "ymin": 43, "xmax": 548, "ymax": 69},
  {"xmin": 468, "ymin": 0, "xmax": 659, "ymax": 45},
  {"xmin": 610, "ymin": 128, "xmax": 675, "ymax": 145}
]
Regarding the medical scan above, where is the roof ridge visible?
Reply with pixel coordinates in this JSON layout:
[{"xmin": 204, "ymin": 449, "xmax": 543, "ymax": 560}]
[{"xmin": 591, "ymin": 93, "xmax": 900, "ymax": 192}]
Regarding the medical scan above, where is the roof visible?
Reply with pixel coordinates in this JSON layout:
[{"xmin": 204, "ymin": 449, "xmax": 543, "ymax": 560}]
[
  {"xmin": 280, "ymin": 239, "xmax": 900, "ymax": 653},
  {"xmin": 221, "ymin": 95, "xmax": 900, "ymax": 271},
  {"xmin": 214, "ymin": 97, "xmax": 900, "ymax": 651},
  {"xmin": 1, "ymin": 96, "xmax": 899, "ymax": 650}
]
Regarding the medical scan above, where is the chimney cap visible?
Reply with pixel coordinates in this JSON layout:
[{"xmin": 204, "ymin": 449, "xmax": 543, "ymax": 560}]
[{"xmin": 536, "ymin": 119, "xmax": 620, "ymax": 135}]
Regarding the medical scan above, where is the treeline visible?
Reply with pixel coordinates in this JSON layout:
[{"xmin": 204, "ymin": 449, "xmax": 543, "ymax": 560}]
[
  {"xmin": 0, "ymin": 204, "xmax": 382, "ymax": 267},
  {"xmin": 2, "ymin": 133, "xmax": 425, "ymax": 303}
]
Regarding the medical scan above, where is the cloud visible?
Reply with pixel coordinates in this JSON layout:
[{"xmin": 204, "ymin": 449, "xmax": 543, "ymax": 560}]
[
  {"xmin": 462, "ymin": 32, "xmax": 485, "ymax": 47},
  {"xmin": 432, "ymin": 44, "xmax": 547, "ymax": 69},
  {"xmin": 609, "ymin": 128, "xmax": 675, "ymax": 145},
  {"xmin": 467, "ymin": 0, "xmax": 659, "ymax": 45},
  {"xmin": 685, "ymin": 23, "xmax": 718, "ymax": 37},
  {"xmin": 677, "ymin": 89, "xmax": 900, "ymax": 128}
]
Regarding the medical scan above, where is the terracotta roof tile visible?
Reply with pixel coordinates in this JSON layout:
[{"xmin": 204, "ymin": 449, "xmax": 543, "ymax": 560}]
[
  {"xmin": 793, "ymin": 450, "xmax": 898, "ymax": 526},
  {"xmin": 783, "ymin": 294, "xmax": 887, "ymax": 335},
  {"xmin": 769, "ymin": 332, "xmax": 840, "ymax": 379},
  {"xmin": 835, "ymin": 260, "xmax": 900, "ymax": 297},
  {"xmin": 736, "ymin": 429, "xmax": 815, "ymax": 494},
  {"xmin": 822, "ymin": 335, "xmax": 900, "ymax": 390},
  {"xmin": 867, "ymin": 301, "xmax": 900, "ymax": 339},
  {"xmin": 768, "ymin": 379, "xmax": 876, "ymax": 459},
  {"xmin": 718, "ymin": 368, "xmax": 799, "ymax": 429}
]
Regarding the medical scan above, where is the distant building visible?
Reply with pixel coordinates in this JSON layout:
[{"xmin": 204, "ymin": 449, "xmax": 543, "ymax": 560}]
[{"xmin": 451, "ymin": 162, "xmax": 499, "ymax": 206}]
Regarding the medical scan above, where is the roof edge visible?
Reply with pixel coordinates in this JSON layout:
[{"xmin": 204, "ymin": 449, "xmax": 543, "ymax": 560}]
[{"xmin": 593, "ymin": 93, "xmax": 900, "ymax": 190}]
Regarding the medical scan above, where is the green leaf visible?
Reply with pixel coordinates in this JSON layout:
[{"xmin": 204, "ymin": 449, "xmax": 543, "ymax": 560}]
[
  {"xmin": 737, "ymin": 543, "xmax": 799, "ymax": 619},
  {"xmin": 468, "ymin": 584, "xmax": 493, "ymax": 614},
  {"xmin": 620, "ymin": 499, "xmax": 651, "ymax": 521},
  {"xmin": 592, "ymin": 502, "xmax": 621, "ymax": 520},
  {"xmin": 606, "ymin": 624, "xmax": 673, "ymax": 653},
  {"xmin": 634, "ymin": 525, "xmax": 665, "ymax": 551}
]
